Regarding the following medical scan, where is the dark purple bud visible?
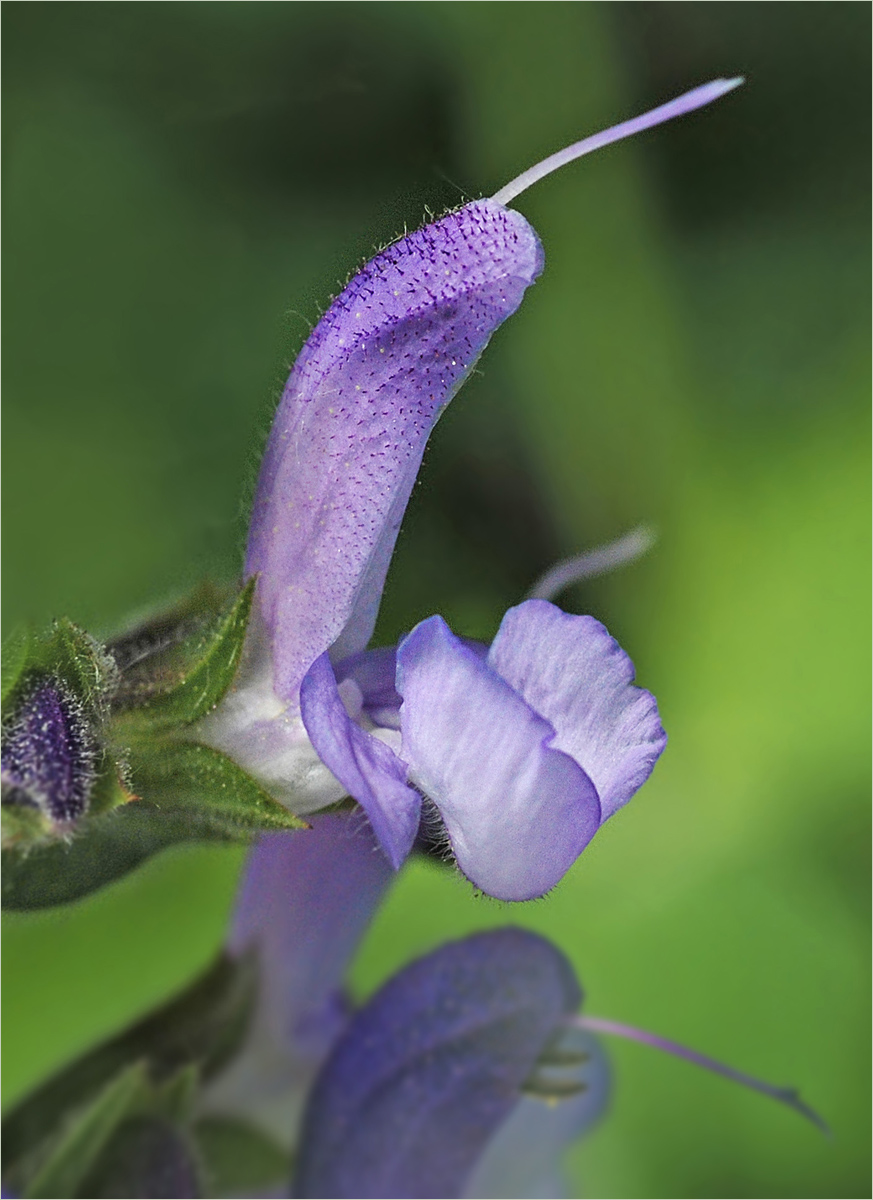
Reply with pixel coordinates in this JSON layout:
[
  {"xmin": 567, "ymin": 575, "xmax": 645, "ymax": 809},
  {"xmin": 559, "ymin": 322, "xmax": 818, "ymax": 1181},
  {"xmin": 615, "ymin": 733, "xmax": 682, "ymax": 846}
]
[
  {"xmin": 1, "ymin": 676, "xmax": 96, "ymax": 823},
  {"xmin": 293, "ymin": 928, "xmax": 581, "ymax": 1200}
]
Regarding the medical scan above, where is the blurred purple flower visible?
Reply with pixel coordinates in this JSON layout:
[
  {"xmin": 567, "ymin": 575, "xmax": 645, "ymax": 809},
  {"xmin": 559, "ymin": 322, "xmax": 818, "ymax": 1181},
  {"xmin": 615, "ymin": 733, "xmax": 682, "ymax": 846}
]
[
  {"xmin": 205, "ymin": 835, "xmax": 821, "ymax": 1195},
  {"xmin": 207, "ymin": 851, "xmax": 610, "ymax": 1197},
  {"xmin": 202, "ymin": 813, "xmax": 393, "ymax": 1149},
  {"xmin": 293, "ymin": 928, "xmax": 609, "ymax": 1200}
]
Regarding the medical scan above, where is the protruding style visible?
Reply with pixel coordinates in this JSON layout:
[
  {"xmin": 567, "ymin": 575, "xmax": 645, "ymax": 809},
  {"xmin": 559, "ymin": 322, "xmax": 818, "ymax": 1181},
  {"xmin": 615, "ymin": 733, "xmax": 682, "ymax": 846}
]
[{"xmin": 491, "ymin": 78, "xmax": 743, "ymax": 207}]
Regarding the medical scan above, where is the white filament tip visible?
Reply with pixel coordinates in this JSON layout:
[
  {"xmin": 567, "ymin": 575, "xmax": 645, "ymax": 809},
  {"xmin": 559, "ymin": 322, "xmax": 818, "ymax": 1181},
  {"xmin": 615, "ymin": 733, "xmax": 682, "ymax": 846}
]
[
  {"xmin": 527, "ymin": 526, "xmax": 655, "ymax": 602},
  {"xmin": 491, "ymin": 77, "xmax": 745, "ymax": 208}
]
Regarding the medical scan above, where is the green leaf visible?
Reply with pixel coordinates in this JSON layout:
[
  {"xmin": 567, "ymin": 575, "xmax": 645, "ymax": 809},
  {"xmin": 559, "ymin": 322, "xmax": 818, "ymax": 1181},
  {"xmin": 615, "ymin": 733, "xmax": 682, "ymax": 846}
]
[
  {"xmin": 3, "ymin": 954, "xmax": 256, "ymax": 1186},
  {"xmin": 23, "ymin": 1061, "xmax": 149, "ymax": 1200},
  {"xmin": 194, "ymin": 1115, "xmax": 290, "ymax": 1194},
  {"xmin": 129, "ymin": 738, "xmax": 307, "ymax": 835}
]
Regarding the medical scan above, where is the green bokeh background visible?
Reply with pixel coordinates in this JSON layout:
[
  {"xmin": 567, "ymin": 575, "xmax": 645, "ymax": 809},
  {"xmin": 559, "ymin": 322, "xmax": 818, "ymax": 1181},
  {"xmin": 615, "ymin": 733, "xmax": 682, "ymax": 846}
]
[{"xmin": 3, "ymin": 4, "xmax": 869, "ymax": 1197}]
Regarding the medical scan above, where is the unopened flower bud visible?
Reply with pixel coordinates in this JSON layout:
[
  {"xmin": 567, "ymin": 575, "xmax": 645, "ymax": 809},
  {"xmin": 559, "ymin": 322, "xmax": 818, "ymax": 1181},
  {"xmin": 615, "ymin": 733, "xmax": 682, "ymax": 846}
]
[{"xmin": 1, "ymin": 676, "xmax": 97, "ymax": 825}]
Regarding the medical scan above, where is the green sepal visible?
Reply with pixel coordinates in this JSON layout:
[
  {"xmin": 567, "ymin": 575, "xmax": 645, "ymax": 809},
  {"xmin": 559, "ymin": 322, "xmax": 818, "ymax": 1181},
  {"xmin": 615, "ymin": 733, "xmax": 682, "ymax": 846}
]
[
  {"xmin": 2, "ymin": 953, "xmax": 256, "ymax": 1195},
  {"xmin": 3, "ymin": 617, "xmax": 117, "ymax": 724},
  {"xmin": 15, "ymin": 1066, "xmax": 207, "ymax": 1200},
  {"xmin": 88, "ymin": 747, "xmax": 137, "ymax": 817},
  {"xmin": 113, "ymin": 578, "xmax": 256, "ymax": 736},
  {"xmin": 156, "ymin": 1064, "xmax": 201, "ymax": 1126},
  {"xmin": 194, "ymin": 1115, "xmax": 291, "ymax": 1195},
  {"xmin": 2, "ymin": 743, "xmax": 303, "ymax": 910},
  {"xmin": 9, "ymin": 1060, "xmax": 148, "ymax": 1200},
  {"xmin": 107, "ymin": 578, "xmax": 305, "ymax": 842},
  {"xmin": 128, "ymin": 738, "xmax": 307, "ymax": 834}
]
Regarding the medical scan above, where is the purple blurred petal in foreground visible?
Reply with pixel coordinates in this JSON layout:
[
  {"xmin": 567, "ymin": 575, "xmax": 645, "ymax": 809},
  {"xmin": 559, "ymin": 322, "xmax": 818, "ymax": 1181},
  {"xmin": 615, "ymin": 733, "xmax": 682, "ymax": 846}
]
[
  {"xmin": 203, "ymin": 814, "xmax": 393, "ymax": 1148},
  {"xmin": 294, "ymin": 929, "xmax": 581, "ymax": 1199}
]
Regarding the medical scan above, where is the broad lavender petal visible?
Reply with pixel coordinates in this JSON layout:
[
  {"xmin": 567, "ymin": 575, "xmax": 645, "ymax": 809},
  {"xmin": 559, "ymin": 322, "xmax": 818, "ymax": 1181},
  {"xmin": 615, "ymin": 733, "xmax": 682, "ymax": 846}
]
[
  {"xmin": 294, "ymin": 928, "xmax": 581, "ymax": 1200},
  {"xmin": 396, "ymin": 617, "xmax": 601, "ymax": 900},
  {"xmin": 488, "ymin": 600, "xmax": 666, "ymax": 821},
  {"xmin": 245, "ymin": 201, "xmax": 544, "ymax": 702},
  {"xmin": 300, "ymin": 653, "xmax": 420, "ymax": 868}
]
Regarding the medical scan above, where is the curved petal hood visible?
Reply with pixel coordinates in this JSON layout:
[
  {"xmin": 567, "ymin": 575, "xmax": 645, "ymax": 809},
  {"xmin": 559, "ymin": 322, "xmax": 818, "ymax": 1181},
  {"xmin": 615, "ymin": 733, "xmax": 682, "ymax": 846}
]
[{"xmin": 246, "ymin": 201, "xmax": 543, "ymax": 704}]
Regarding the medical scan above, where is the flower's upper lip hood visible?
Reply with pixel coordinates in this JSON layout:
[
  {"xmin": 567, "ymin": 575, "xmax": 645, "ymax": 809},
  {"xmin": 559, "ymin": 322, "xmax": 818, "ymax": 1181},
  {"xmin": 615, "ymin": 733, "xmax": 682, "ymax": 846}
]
[
  {"xmin": 293, "ymin": 200, "xmax": 544, "ymax": 387},
  {"xmin": 244, "ymin": 200, "xmax": 543, "ymax": 708}
]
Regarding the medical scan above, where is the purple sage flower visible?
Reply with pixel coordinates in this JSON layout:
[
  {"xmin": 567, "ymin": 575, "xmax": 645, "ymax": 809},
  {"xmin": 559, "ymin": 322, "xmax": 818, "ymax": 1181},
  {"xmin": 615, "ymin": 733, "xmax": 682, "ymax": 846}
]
[
  {"xmin": 291, "ymin": 927, "xmax": 823, "ymax": 1198},
  {"xmin": 200, "ymin": 80, "xmax": 741, "ymax": 895}
]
